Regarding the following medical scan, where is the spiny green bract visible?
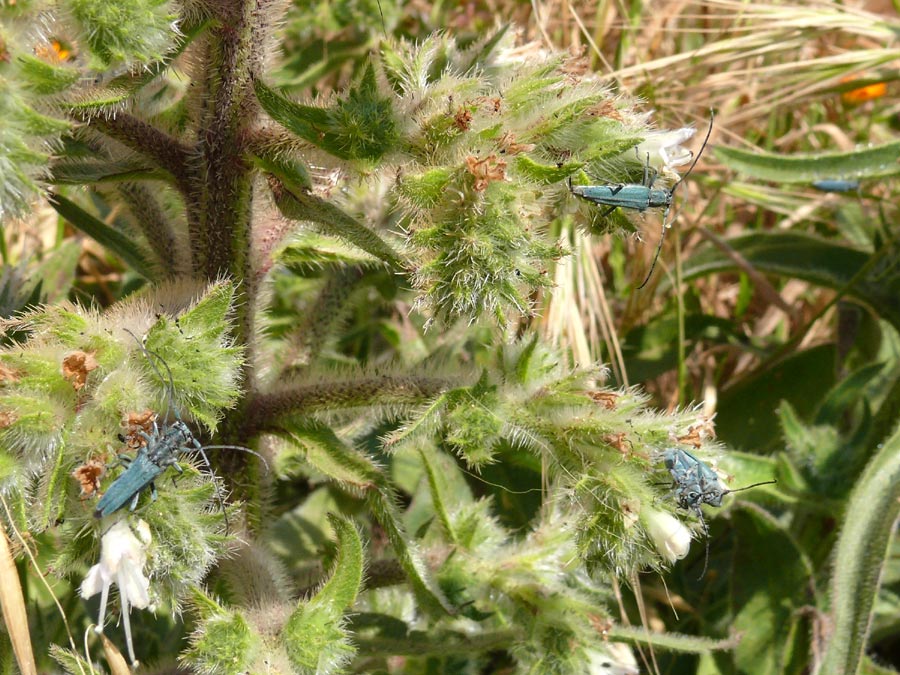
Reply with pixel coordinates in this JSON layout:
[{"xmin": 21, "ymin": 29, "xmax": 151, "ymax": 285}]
[
  {"xmin": 284, "ymin": 606, "xmax": 356, "ymax": 675},
  {"xmin": 367, "ymin": 33, "xmax": 648, "ymax": 326},
  {"xmin": 281, "ymin": 515, "xmax": 364, "ymax": 674},
  {"xmin": 0, "ymin": 72, "xmax": 69, "ymax": 219},
  {"xmin": 182, "ymin": 591, "xmax": 260, "ymax": 675},
  {"xmin": 62, "ymin": 0, "xmax": 179, "ymax": 68},
  {"xmin": 265, "ymin": 31, "xmax": 656, "ymax": 327}
]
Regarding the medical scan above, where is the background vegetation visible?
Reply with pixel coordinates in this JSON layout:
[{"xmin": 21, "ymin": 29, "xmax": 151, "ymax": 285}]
[{"xmin": 0, "ymin": 0, "xmax": 899, "ymax": 673}]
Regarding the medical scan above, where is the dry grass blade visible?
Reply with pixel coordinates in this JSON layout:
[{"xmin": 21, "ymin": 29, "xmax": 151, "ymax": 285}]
[
  {"xmin": 0, "ymin": 525, "xmax": 36, "ymax": 675},
  {"xmin": 587, "ymin": 0, "xmax": 900, "ymax": 123}
]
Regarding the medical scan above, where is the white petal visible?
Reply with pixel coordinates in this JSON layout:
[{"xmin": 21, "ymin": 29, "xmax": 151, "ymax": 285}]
[
  {"xmin": 645, "ymin": 509, "xmax": 692, "ymax": 563},
  {"xmin": 118, "ymin": 560, "xmax": 151, "ymax": 610},
  {"xmin": 99, "ymin": 520, "xmax": 145, "ymax": 574},
  {"xmin": 635, "ymin": 127, "xmax": 697, "ymax": 171},
  {"xmin": 79, "ymin": 564, "xmax": 107, "ymax": 599}
]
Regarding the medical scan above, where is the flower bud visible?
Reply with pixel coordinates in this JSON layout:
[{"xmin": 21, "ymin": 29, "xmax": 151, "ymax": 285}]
[{"xmin": 644, "ymin": 509, "xmax": 691, "ymax": 563}]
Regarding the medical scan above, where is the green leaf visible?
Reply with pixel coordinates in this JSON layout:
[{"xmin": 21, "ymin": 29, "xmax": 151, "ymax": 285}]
[
  {"xmin": 141, "ymin": 282, "xmax": 243, "ymax": 432},
  {"xmin": 605, "ymin": 626, "xmax": 738, "ymax": 654},
  {"xmin": 65, "ymin": 0, "xmax": 179, "ymax": 67},
  {"xmin": 255, "ymin": 69, "xmax": 397, "ymax": 162},
  {"xmin": 717, "ymin": 344, "xmax": 837, "ymax": 451},
  {"xmin": 57, "ymin": 18, "xmax": 208, "ymax": 113},
  {"xmin": 251, "ymin": 151, "xmax": 311, "ymax": 192},
  {"xmin": 49, "ymin": 158, "xmax": 163, "ymax": 184},
  {"xmin": 417, "ymin": 445, "xmax": 469, "ymax": 543},
  {"xmin": 861, "ymin": 657, "xmax": 900, "ymax": 675},
  {"xmin": 513, "ymin": 156, "xmax": 582, "ymax": 184},
  {"xmin": 282, "ymin": 514, "xmax": 365, "ymax": 674},
  {"xmin": 59, "ymin": 84, "xmax": 134, "ymax": 111},
  {"xmin": 49, "ymin": 645, "xmax": 95, "ymax": 675},
  {"xmin": 716, "ymin": 451, "xmax": 783, "ymax": 501},
  {"xmin": 820, "ymin": 425, "xmax": 900, "ymax": 675},
  {"xmin": 270, "ymin": 182, "xmax": 401, "ymax": 267},
  {"xmin": 310, "ymin": 514, "xmax": 364, "ymax": 611},
  {"xmin": 279, "ymin": 421, "xmax": 453, "ymax": 615},
  {"xmin": 16, "ymin": 55, "xmax": 80, "ymax": 94},
  {"xmin": 47, "ymin": 193, "xmax": 158, "ymax": 280},
  {"xmin": 182, "ymin": 587, "xmax": 259, "ymax": 674},
  {"xmin": 275, "ymin": 42, "xmax": 373, "ymax": 91},
  {"xmin": 714, "ymin": 141, "xmax": 900, "ymax": 183},
  {"xmin": 721, "ymin": 507, "xmax": 816, "ymax": 675},
  {"xmin": 463, "ymin": 24, "xmax": 511, "ymax": 71},
  {"xmin": 683, "ymin": 232, "xmax": 900, "ymax": 331},
  {"xmin": 815, "ymin": 362, "xmax": 884, "ymax": 426},
  {"xmin": 278, "ymin": 235, "xmax": 386, "ymax": 275}
]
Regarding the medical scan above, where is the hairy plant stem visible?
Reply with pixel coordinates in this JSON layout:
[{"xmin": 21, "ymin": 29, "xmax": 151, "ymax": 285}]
[
  {"xmin": 242, "ymin": 375, "xmax": 461, "ymax": 436},
  {"xmin": 87, "ymin": 114, "xmax": 193, "ymax": 189},
  {"xmin": 818, "ymin": 425, "xmax": 900, "ymax": 675},
  {"xmin": 279, "ymin": 266, "xmax": 367, "ymax": 372},
  {"xmin": 116, "ymin": 182, "xmax": 184, "ymax": 275},
  {"xmin": 298, "ymin": 558, "xmax": 406, "ymax": 598},
  {"xmin": 353, "ymin": 628, "xmax": 523, "ymax": 658}
]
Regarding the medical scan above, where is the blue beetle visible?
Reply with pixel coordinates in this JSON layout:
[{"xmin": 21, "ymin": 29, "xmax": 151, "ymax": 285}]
[
  {"xmin": 570, "ymin": 111, "xmax": 715, "ymax": 288},
  {"xmin": 661, "ymin": 447, "xmax": 774, "ymax": 578}
]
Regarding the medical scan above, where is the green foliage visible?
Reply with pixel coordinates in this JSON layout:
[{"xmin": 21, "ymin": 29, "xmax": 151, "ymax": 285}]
[
  {"xmin": 715, "ymin": 141, "xmax": 900, "ymax": 183},
  {"xmin": 182, "ymin": 589, "xmax": 260, "ymax": 674},
  {"xmin": 257, "ymin": 65, "xmax": 399, "ymax": 163},
  {"xmin": 283, "ymin": 515, "xmax": 364, "ymax": 673},
  {"xmin": 63, "ymin": 0, "xmax": 179, "ymax": 67},
  {"xmin": 0, "ymin": 282, "xmax": 241, "ymax": 611}
]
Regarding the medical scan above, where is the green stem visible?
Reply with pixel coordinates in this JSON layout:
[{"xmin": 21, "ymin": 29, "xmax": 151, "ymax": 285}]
[
  {"xmin": 818, "ymin": 425, "xmax": 900, "ymax": 675},
  {"xmin": 354, "ymin": 628, "xmax": 522, "ymax": 658},
  {"xmin": 192, "ymin": 1, "xmax": 278, "ymax": 282},
  {"xmin": 675, "ymin": 220, "xmax": 687, "ymax": 403},
  {"xmin": 116, "ymin": 182, "xmax": 185, "ymax": 276},
  {"xmin": 87, "ymin": 114, "xmax": 193, "ymax": 189},
  {"xmin": 243, "ymin": 375, "xmax": 458, "ymax": 436}
]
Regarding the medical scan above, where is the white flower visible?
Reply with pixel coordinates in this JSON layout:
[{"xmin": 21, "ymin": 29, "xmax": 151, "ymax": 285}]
[
  {"xmin": 81, "ymin": 519, "xmax": 152, "ymax": 664},
  {"xmin": 586, "ymin": 642, "xmax": 640, "ymax": 675},
  {"xmin": 634, "ymin": 127, "xmax": 696, "ymax": 172},
  {"xmin": 644, "ymin": 508, "xmax": 691, "ymax": 563}
]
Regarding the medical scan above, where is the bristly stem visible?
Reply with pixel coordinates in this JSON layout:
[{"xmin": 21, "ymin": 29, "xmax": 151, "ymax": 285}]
[
  {"xmin": 192, "ymin": 0, "xmax": 284, "ymax": 463},
  {"xmin": 242, "ymin": 375, "xmax": 461, "ymax": 437},
  {"xmin": 116, "ymin": 182, "xmax": 186, "ymax": 276},
  {"xmin": 87, "ymin": 114, "xmax": 193, "ymax": 189},
  {"xmin": 818, "ymin": 425, "xmax": 900, "ymax": 675}
]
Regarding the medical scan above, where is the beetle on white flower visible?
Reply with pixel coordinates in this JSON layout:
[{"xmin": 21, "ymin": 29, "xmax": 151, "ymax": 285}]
[
  {"xmin": 634, "ymin": 126, "xmax": 697, "ymax": 172},
  {"xmin": 80, "ymin": 518, "xmax": 152, "ymax": 664}
]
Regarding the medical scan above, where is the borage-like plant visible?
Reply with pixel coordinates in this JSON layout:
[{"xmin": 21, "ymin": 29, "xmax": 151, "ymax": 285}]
[{"xmin": 0, "ymin": 1, "xmax": 746, "ymax": 672}]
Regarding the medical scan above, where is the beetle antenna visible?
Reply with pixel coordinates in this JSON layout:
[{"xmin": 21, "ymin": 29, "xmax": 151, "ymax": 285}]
[
  {"xmin": 696, "ymin": 508, "xmax": 710, "ymax": 580},
  {"xmin": 637, "ymin": 218, "xmax": 668, "ymax": 289},
  {"xmin": 670, "ymin": 108, "xmax": 714, "ymax": 193},
  {"xmin": 724, "ymin": 479, "xmax": 777, "ymax": 495},
  {"xmin": 201, "ymin": 445, "xmax": 271, "ymax": 473},
  {"xmin": 123, "ymin": 328, "xmax": 177, "ymax": 421}
]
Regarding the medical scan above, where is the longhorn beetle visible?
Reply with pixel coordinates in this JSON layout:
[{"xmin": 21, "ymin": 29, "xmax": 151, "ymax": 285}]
[
  {"xmin": 662, "ymin": 447, "xmax": 775, "ymax": 578},
  {"xmin": 570, "ymin": 111, "xmax": 715, "ymax": 288},
  {"xmin": 94, "ymin": 328, "xmax": 267, "ymax": 526},
  {"xmin": 811, "ymin": 179, "xmax": 860, "ymax": 193}
]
